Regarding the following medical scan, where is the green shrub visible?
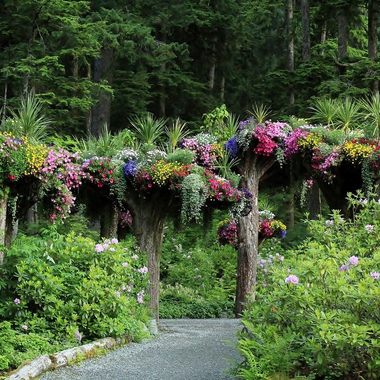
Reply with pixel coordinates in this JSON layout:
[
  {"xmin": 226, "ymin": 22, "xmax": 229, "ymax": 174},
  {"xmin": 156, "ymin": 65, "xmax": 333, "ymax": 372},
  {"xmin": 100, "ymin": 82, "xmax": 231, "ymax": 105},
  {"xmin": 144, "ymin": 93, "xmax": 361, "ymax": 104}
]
[
  {"xmin": 0, "ymin": 226, "xmax": 149, "ymax": 373},
  {"xmin": 238, "ymin": 194, "xmax": 380, "ymax": 379},
  {"xmin": 167, "ymin": 149, "xmax": 195, "ymax": 165}
]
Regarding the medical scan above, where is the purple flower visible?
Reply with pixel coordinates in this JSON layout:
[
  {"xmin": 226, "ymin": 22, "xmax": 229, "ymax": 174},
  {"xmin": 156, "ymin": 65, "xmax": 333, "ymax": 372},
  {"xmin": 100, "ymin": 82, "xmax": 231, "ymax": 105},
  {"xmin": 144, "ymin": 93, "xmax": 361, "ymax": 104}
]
[
  {"xmin": 280, "ymin": 230, "xmax": 287, "ymax": 239},
  {"xmin": 348, "ymin": 256, "xmax": 359, "ymax": 266},
  {"xmin": 137, "ymin": 290, "xmax": 145, "ymax": 304},
  {"xmin": 225, "ymin": 136, "xmax": 239, "ymax": 158},
  {"xmin": 111, "ymin": 238, "xmax": 119, "ymax": 244},
  {"xmin": 370, "ymin": 272, "xmax": 380, "ymax": 280},
  {"xmin": 95, "ymin": 244, "xmax": 104, "ymax": 253},
  {"xmin": 285, "ymin": 275, "xmax": 299, "ymax": 285},
  {"xmin": 339, "ymin": 264, "xmax": 349, "ymax": 272},
  {"xmin": 123, "ymin": 160, "xmax": 138, "ymax": 177},
  {"xmin": 14, "ymin": 298, "xmax": 20, "ymax": 305}
]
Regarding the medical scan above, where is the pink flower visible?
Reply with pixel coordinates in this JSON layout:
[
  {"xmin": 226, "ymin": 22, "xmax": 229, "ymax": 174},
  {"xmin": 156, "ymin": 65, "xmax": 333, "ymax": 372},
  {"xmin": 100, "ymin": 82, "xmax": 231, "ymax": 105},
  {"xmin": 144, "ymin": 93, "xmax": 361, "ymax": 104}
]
[
  {"xmin": 285, "ymin": 275, "xmax": 299, "ymax": 285},
  {"xmin": 348, "ymin": 256, "xmax": 359, "ymax": 266},
  {"xmin": 370, "ymin": 272, "xmax": 380, "ymax": 280},
  {"xmin": 95, "ymin": 244, "xmax": 104, "ymax": 253},
  {"xmin": 137, "ymin": 266, "xmax": 149, "ymax": 274}
]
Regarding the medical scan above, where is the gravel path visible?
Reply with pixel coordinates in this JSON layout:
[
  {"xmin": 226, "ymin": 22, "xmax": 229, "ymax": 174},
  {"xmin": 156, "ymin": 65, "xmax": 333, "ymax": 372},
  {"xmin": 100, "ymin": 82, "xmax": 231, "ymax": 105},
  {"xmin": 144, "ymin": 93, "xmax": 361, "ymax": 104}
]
[{"xmin": 42, "ymin": 319, "xmax": 242, "ymax": 380}]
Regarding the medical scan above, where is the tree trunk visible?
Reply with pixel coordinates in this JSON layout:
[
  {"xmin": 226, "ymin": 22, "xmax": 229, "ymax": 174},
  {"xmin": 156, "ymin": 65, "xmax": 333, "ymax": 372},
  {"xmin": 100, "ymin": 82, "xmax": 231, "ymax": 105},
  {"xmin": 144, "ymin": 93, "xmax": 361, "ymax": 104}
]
[
  {"xmin": 26, "ymin": 203, "xmax": 38, "ymax": 224},
  {"xmin": 368, "ymin": 0, "xmax": 379, "ymax": 93},
  {"xmin": 337, "ymin": 7, "xmax": 348, "ymax": 75},
  {"xmin": 236, "ymin": 172, "xmax": 259, "ymax": 316},
  {"xmin": 287, "ymin": 0, "xmax": 295, "ymax": 105},
  {"xmin": 159, "ymin": 62, "xmax": 166, "ymax": 117},
  {"xmin": 220, "ymin": 76, "xmax": 225, "ymax": 102},
  {"xmin": 321, "ymin": 21, "xmax": 327, "ymax": 44},
  {"xmin": 301, "ymin": 0, "xmax": 311, "ymax": 62},
  {"xmin": 0, "ymin": 192, "xmax": 8, "ymax": 264},
  {"xmin": 208, "ymin": 36, "xmax": 217, "ymax": 91},
  {"xmin": 308, "ymin": 182, "xmax": 321, "ymax": 220},
  {"xmin": 100, "ymin": 202, "xmax": 118, "ymax": 239},
  {"xmin": 89, "ymin": 47, "xmax": 114, "ymax": 137},
  {"xmin": 131, "ymin": 199, "xmax": 166, "ymax": 320}
]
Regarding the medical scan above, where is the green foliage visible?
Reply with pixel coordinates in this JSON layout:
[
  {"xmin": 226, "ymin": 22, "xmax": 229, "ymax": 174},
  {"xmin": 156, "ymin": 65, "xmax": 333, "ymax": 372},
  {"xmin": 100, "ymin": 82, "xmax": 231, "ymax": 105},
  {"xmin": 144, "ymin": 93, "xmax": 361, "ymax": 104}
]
[
  {"xmin": 166, "ymin": 149, "xmax": 195, "ymax": 165},
  {"xmin": 238, "ymin": 195, "xmax": 380, "ymax": 379},
  {"xmin": 160, "ymin": 215, "xmax": 237, "ymax": 318},
  {"xmin": 249, "ymin": 103, "xmax": 271, "ymax": 124},
  {"xmin": 359, "ymin": 94, "xmax": 380, "ymax": 138},
  {"xmin": 0, "ymin": 227, "xmax": 149, "ymax": 347},
  {"xmin": 165, "ymin": 119, "xmax": 190, "ymax": 153},
  {"xmin": 180, "ymin": 172, "xmax": 208, "ymax": 223},
  {"xmin": 0, "ymin": 321, "xmax": 59, "ymax": 373},
  {"xmin": 130, "ymin": 113, "xmax": 167, "ymax": 146},
  {"xmin": 1, "ymin": 93, "xmax": 50, "ymax": 143}
]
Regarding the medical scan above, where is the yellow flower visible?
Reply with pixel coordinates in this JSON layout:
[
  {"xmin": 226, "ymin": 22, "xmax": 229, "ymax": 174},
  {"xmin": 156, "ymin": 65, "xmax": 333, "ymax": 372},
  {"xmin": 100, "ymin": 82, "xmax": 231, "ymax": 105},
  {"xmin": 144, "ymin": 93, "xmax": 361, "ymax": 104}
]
[
  {"xmin": 24, "ymin": 143, "xmax": 49, "ymax": 174},
  {"xmin": 298, "ymin": 133, "xmax": 322, "ymax": 150},
  {"xmin": 271, "ymin": 220, "xmax": 287, "ymax": 232},
  {"xmin": 342, "ymin": 141, "xmax": 374, "ymax": 162},
  {"xmin": 150, "ymin": 160, "xmax": 182, "ymax": 186}
]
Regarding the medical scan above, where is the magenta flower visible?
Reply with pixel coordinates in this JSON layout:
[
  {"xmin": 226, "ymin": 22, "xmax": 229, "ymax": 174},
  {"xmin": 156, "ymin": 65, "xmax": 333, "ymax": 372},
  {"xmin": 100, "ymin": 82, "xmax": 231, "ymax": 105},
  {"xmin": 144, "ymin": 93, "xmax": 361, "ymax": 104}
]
[{"xmin": 285, "ymin": 275, "xmax": 299, "ymax": 285}]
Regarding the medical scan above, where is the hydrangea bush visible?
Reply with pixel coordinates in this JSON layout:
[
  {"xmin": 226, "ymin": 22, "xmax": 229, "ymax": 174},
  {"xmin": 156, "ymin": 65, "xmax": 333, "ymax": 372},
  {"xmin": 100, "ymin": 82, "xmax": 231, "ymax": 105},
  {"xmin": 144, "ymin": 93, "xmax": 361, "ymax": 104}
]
[{"xmin": 238, "ymin": 193, "xmax": 380, "ymax": 379}]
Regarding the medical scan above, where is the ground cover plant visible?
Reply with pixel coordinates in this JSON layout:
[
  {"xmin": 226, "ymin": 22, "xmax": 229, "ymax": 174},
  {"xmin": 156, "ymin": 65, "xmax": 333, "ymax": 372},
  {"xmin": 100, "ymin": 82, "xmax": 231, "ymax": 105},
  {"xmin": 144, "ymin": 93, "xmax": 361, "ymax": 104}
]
[
  {"xmin": 237, "ymin": 193, "xmax": 380, "ymax": 379},
  {"xmin": 0, "ymin": 224, "xmax": 149, "ymax": 374}
]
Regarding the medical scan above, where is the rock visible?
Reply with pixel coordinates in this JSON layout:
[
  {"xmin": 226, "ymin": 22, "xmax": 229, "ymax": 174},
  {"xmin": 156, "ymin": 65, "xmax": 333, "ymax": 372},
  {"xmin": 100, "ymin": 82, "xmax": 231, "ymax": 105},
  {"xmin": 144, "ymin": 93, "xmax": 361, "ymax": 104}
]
[{"xmin": 8, "ymin": 355, "xmax": 52, "ymax": 380}]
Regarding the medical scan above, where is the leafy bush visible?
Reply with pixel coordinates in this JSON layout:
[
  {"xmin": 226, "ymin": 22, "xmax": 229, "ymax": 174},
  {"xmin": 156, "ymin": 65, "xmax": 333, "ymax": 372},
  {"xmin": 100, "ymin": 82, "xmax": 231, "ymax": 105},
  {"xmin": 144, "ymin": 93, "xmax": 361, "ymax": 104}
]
[
  {"xmin": 160, "ymin": 218, "xmax": 236, "ymax": 318},
  {"xmin": 237, "ymin": 194, "xmax": 380, "ymax": 379},
  {"xmin": 0, "ymin": 227, "xmax": 150, "ymax": 373}
]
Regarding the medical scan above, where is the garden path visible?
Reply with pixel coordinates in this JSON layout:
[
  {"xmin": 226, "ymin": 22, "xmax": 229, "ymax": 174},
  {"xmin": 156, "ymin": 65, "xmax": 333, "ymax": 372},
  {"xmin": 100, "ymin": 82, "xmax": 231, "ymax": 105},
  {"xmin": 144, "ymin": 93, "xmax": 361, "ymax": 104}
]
[{"xmin": 42, "ymin": 319, "xmax": 241, "ymax": 380}]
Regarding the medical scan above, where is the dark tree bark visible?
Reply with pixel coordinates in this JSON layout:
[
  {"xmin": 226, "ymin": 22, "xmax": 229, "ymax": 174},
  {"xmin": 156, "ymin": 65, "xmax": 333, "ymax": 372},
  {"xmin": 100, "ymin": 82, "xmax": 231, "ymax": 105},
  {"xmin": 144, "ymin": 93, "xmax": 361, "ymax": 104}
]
[
  {"xmin": 0, "ymin": 193, "xmax": 8, "ymax": 264},
  {"xmin": 235, "ymin": 155, "xmax": 275, "ymax": 316},
  {"xmin": 308, "ymin": 182, "xmax": 321, "ymax": 220},
  {"xmin": 208, "ymin": 36, "xmax": 217, "ymax": 91},
  {"xmin": 100, "ymin": 202, "xmax": 118, "ymax": 238},
  {"xmin": 337, "ymin": 7, "xmax": 348, "ymax": 75},
  {"xmin": 301, "ymin": 0, "xmax": 311, "ymax": 62},
  {"xmin": 89, "ymin": 47, "xmax": 114, "ymax": 137},
  {"xmin": 368, "ymin": 0, "xmax": 379, "ymax": 93},
  {"xmin": 287, "ymin": 0, "xmax": 295, "ymax": 105},
  {"xmin": 128, "ymin": 193, "xmax": 171, "ymax": 320}
]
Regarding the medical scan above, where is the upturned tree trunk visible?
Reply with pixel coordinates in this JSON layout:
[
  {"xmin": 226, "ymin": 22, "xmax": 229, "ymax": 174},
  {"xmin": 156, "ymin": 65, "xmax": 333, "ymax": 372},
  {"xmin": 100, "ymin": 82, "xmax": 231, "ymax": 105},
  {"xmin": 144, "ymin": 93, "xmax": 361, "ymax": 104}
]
[
  {"xmin": 130, "ymin": 198, "xmax": 166, "ymax": 320},
  {"xmin": 100, "ymin": 202, "xmax": 118, "ymax": 239},
  {"xmin": 235, "ymin": 156, "xmax": 275, "ymax": 316},
  {"xmin": 287, "ymin": 0, "xmax": 295, "ymax": 105},
  {"xmin": 301, "ymin": 0, "xmax": 311, "ymax": 62},
  {"xmin": 89, "ymin": 47, "xmax": 114, "ymax": 137},
  {"xmin": 368, "ymin": 0, "xmax": 379, "ymax": 93},
  {"xmin": 236, "ymin": 167, "xmax": 259, "ymax": 316},
  {"xmin": 0, "ymin": 191, "xmax": 8, "ymax": 264}
]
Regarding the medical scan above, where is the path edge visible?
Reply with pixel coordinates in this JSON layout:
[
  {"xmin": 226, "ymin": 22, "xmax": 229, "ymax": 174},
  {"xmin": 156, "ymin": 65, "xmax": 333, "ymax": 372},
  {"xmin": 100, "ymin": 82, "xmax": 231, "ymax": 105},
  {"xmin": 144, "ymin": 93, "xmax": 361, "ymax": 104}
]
[{"xmin": 5, "ymin": 320, "xmax": 158, "ymax": 380}]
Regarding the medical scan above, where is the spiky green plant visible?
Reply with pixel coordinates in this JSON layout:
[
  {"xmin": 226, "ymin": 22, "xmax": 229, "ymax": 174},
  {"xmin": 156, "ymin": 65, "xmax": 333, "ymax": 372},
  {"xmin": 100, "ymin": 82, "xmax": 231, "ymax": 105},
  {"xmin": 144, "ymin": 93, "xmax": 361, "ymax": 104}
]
[
  {"xmin": 249, "ymin": 103, "xmax": 271, "ymax": 123},
  {"xmin": 130, "ymin": 113, "xmax": 166, "ymax": 146},
  {"xmin": 1, "ymin": 93, "xmax": 50, "ymax": 142},
  {"xmin": 359, "ymin": 94, "xmax": 380, "ymax": 139},
  {"xmin": 77, "ymin": 124, "xmax": 135, "ymax": 158},
  {"xmin": 223, "ymin": 114, "xmax": 240, "ymax": 139},
  {"xmin": 335, "ymin": 98, "xmax": 361, "ymax": 132},
  {"xmin": 166, "ymin": 118, "xmax": 190, "ymax": 153},
  {"xmin": 309, "ymin": 98, "xmax": 337, "ymax": 127},
  {"xmin": 215, "ymin": 148, "xmax": 240, "ymax": 181}
]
